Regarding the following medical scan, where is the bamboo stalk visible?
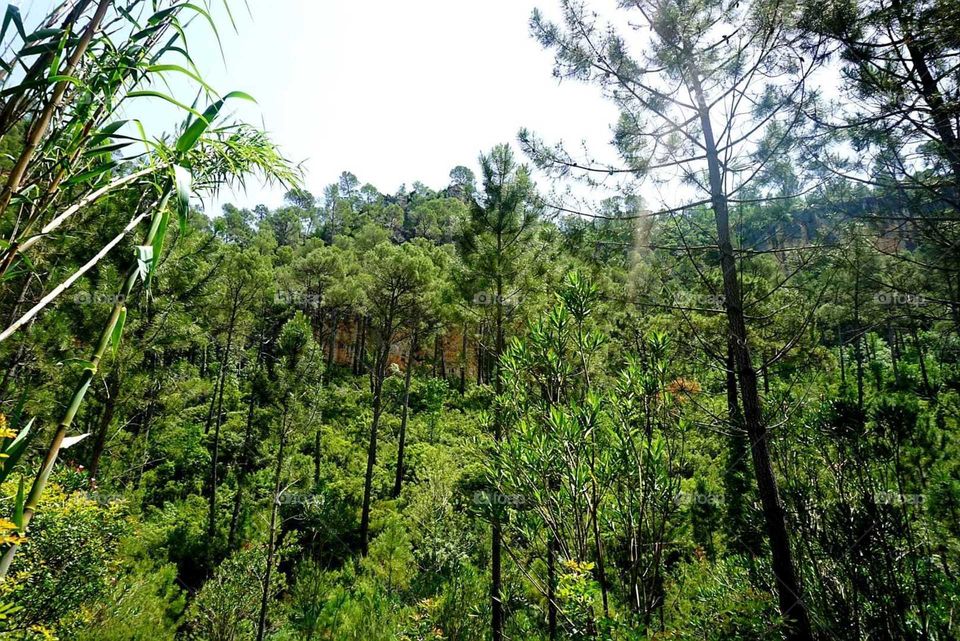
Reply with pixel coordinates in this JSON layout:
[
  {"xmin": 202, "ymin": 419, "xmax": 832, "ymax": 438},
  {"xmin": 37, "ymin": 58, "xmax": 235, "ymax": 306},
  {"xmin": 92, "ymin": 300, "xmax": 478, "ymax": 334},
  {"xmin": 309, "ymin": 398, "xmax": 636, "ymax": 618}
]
[
  {"xmin": 0, "ymin": 0, "xmax": 111, "ymax": 226},
  {"xmin": 0, "ymin": 206, "xmax": 153, "ymax": 343},
  {"xmin": 0, "ymin": 190, "xmax": 171, "ymax": 578}
]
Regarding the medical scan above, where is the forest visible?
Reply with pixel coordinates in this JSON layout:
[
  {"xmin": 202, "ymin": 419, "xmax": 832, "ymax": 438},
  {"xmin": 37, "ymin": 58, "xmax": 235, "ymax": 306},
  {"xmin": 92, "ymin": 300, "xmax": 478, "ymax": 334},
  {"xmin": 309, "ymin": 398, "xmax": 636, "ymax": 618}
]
[{"xmin": 0, "ymin": 0, "xmax": 958, "ymax": 639}]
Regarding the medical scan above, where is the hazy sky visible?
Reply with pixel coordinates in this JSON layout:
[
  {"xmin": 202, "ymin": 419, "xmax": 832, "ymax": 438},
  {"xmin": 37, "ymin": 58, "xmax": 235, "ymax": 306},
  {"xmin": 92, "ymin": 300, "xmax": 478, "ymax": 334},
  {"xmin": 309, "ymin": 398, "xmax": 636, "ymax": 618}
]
[{"xmin": 70, "ymin": 0, "xmax": 624, "ymax": 213}]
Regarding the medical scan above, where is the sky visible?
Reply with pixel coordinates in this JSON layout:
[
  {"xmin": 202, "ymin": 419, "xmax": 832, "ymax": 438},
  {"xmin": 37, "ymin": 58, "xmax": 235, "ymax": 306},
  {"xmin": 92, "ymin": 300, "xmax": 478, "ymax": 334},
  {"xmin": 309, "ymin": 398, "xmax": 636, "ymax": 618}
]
[{"xmin": 47, "ymin": 0, "xmax": 624, "ymax": 214}]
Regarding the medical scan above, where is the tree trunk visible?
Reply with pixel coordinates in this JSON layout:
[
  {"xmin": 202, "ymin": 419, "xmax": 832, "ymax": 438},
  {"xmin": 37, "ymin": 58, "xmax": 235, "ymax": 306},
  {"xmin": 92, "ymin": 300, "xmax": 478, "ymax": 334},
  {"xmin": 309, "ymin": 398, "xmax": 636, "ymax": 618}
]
[
  {"xmin": 910, "ymin": 325, "xmax": 931, "ymax": 393},
  {"xmin": 256, "ymin": 400, "xmax": 288, "ymax": 641},
  {"xmin": 547, "ymin": 534, "xmax": 557, "ymax": 640},
  {"xmin": 87, "ymin": 372, "xmax": 120, "ymax": 485},
  {"xmin": 360, "ymin": 328, "xmax": 390, "ymax": 555},
  {"xmin": 888, "ymin": 322, "xmax": 900, "ymax": 385},
  {"xmin": 460, "ymin": 322, "xmax": 468, "ymax": 394},
  {"xmin": 228, "ymin": 377, "xmax": 259, "ymax": 550},
  {"xmin": 689, "ymin": 66, "xmax": 812, "ymax": 640},
  {"xmin": 326, "ymin": 309, "xmax": 339, "ymax": 375},
  {"xmin": 839, "ymin": 327, "xmax": 847, "ymax": 386},
  {"xmin": 393, "ymin": 327, "xmax": 418, "ymax": 498},
  {"xmin": 853, "ymin": 272, "xmax": 865, "ymax": 410},
  {"xmin": 208, "ymin": 297, "xmax": 240, "ymax": 547},
  {"xmin": 492, "ymin": 274, "xmax": 505, "ymax": 641},
  {"xmin": 203, "ymin": 343, "xmax": 223, "ymax": 436}
]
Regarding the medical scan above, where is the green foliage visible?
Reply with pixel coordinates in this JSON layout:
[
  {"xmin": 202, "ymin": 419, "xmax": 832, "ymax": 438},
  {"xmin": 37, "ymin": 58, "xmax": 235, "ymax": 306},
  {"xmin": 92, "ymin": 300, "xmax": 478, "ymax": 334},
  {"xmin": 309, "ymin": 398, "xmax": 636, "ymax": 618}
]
[
  {"xmin": 0, "ymin": 480, "xmax": 129, "ymax": 637},
  {"xmin": 1, "ymin": 2, "xmax": 959, "ymax": 638},
  {"xmin": 183, "ymin": 546, "xmax": 284, "ymax": 641}
]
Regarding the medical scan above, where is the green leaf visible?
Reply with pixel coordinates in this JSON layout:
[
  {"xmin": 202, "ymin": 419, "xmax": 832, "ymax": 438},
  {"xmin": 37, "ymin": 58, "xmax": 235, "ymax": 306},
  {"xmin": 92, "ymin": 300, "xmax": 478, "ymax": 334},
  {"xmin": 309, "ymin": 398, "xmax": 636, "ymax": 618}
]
[
  {"xmin": 0, "ymin": 418, "xmax": 34, "ymax": 485},
  {"xmin": 88, "ymin": 120, "xmax": 130, "ymax": 146},
  {"xmin": 0, "ymin": 5, "xmax": 26, "ymax": 46},
  {"xmin": 182, "ymin": 3, "xmax": 225, "ymax": 63},
  {"xmin": 175, "ymin": 91, "xmax": 256, "ymax": 153},
  {"xmin": 145, "ymin": 63, "xmax": 215, "ymax": 94},
  {"xmin": 146, "ymin": 5, "xmax": 181, "ymax": 26},
  {"xmin": 173, "ymin": 165, "xmax": 192, "ymax": 234},
  {"xmin": 147, "ymin": 206, "xmax": 171, "ymax": 287},
  {"xmin": 110, "ymin": 307, "xmax": 126, "ymax": 357},
  {"xmin": 25, "ymin": 27, "xmax": 63, "ymax": 42},
  {"xmin": 19, "ymin": 38, "xmax": 76, "ymax": 57},
  {"xmin": 135, "ymin": 245, "xmax": 154, "ymax": 283},
  {"xmin": 60, "ymin": 358, "xmax": 95, "ymax": 370},
  {"xmin": 126, "ymin": 90, "xmax": 204, "ymax": 120},
  {"xmin": 83, "ymin": 141, "xmax": 134, "ymax": 157},
  {"xmin": 63, "ymin": 161, "xmax": 117, "ymax": 186},
  {"xmin": 45, "ymin": 74, "xmax": 83, "ymax": 86}
]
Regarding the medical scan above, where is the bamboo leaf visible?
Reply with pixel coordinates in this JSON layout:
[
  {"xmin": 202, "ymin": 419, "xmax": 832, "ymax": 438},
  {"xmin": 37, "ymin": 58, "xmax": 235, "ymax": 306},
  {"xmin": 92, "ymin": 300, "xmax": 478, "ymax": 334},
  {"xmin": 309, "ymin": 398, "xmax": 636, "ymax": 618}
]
[
  {"xmin": 182, "ymin": 3, "xmax": 224, "ymax": 63},
  {"xmin": 45, "ymin": 74, "xmax": 83, "ymax": 86},
  {"xmin": 61, "ymin": 433, "xmax": 90, "ymax": 450},
  {"xmin": 174, "ymin": 165, "xmax": 192, "ymax": 234},
  {"xmin": 89, "ymin": 120, "xmax": 131, "ymax": 147},
  {"xmin": 60, "ymin": 358, "xmax": 95, "ymax": 370},
  {"xmin": 83, "ymin": 141, "xmax": 134, "ymax": 157},
  {"xmin": 0, "ymin": 5, "xmax": 25, "ymax": 45},
  {"xmin": 135, "ymin": 245, "xmax": 154, "ymax": 283},
  {"xmin": 147, "ymin": 6, "xmax": 182, "ymax": 27},
  {"xmin": 127, "ymin": 90, "xmax": 204, "ymax": 120},
  {"xmin": 19, "ymin": 38, "xmax": 77, "ymax": 57},
  {"xmin": 24, "ymin": 28, "xmax": 63, "ymax": 43},
  {"xmin": 145, "ymin": 63, "xmax": 215, "ymax": 94},
  {"xmin": 0, "ymin": 418, "xmax": 34, "ymax": 485},
  {"xmin": 175, "ymin": 91, "xmax": 255, "ymax": 153},
  {"xmin": 63, "ymin": 162, "xmax": 116, "ymax": 186}
]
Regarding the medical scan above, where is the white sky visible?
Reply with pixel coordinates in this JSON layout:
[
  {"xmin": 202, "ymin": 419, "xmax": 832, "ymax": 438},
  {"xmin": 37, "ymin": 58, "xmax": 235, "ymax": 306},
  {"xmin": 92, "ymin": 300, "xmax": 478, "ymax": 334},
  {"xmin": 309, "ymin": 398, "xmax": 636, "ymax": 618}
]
[
  {"xmin": 18, "ymin": 0, "xmax": 859, "ymax": 218},
  {"xmin": 99, "ymin": 0, "xmax": 624, "ymax": 213}
]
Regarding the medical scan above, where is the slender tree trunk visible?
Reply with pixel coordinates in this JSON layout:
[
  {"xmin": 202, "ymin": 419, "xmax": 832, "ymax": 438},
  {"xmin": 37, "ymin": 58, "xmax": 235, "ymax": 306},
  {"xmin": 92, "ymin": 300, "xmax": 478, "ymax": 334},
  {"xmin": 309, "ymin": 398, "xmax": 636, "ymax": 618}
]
[
  {"xmin": 688, "ymin": 66, "xmax": 812, "ymax": 640},
  {"xmin": 360, "ymin": 315, "xmax": 391, "ymax": 555},
  {"xmin": 910, "ymin": 325, "xmax": 931, "ymax": 393},
  {"xmin": 87, "ymin": 372, "xmax": 119, "ymax": 485},
  {"xmin": 313, "ymin": 427, "xmax": 322, "ymax": 488},
  {"xmin": 203, "ymin": 344, "xmax": 223, "ymax": 436},
  {"xmin": 590, "ymin": 489, "xmax": 609, "ymax": 617},
  {"xmin": 853, "ymin": 274, "xmax": 865, "ymax": 410},
  {"xmin": 208, "ymin": 298, "xmax": 240, "ymax": 546},
  {"xmin": 228, "ymin": 322, "xmax": 267, "ymax": 550},
  {"xmin": 437, "ymin": 333, "xmax": 446, "ymax": 380},
  {"xmin": 360, "ymin": 369, "xmax": 383, "ymax": 555},
  {"xmin": 839, "ymin": 327, "xmax": 847, "ymax": 386},
  {"xmin": 256, "ymin": 399, "xmax": 289, "ymax": 641},
  {"xmin": 393, "ymin": 327, "xmax": 418, "ymax": 498},
  {"xmin": 547, "ymin": 534, "xmax": 557, "ymax": 640},
  {"xmin": 888, "ymin": 322, "xmax": 900, "ymax": 385},
  {"xmin": 476, "ymin": 323, "xmax": 484, "ymax": 386},
  {"xmin": 228, "ymin": 379, "xmax": 258, "ymax": 550},
  {"xmin": 351, "ymin": 315, "xmax": 363, "ymax": 375},
  {"xmin": 492, "ymin": 274, "xmax": 505, "ymax": 641},
  {"xmin": 460, "ymin": 322, "xmax": 468, "ymax": 394},
  {"xmin": 135, "ymin": 374, "xmax": 159, "ymax": 487},
  {"xmin": 326, "ymin": 309, "xmax": 339, "ymax": 375}
]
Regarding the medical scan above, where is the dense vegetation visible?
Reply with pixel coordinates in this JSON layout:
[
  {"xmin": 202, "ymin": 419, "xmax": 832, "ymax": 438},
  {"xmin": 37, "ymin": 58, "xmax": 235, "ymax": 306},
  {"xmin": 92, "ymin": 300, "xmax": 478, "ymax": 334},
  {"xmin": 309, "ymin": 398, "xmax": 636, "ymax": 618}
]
[{"xmin": 0, "ymin": 0, "xmax": 958, "ymax": 639}]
